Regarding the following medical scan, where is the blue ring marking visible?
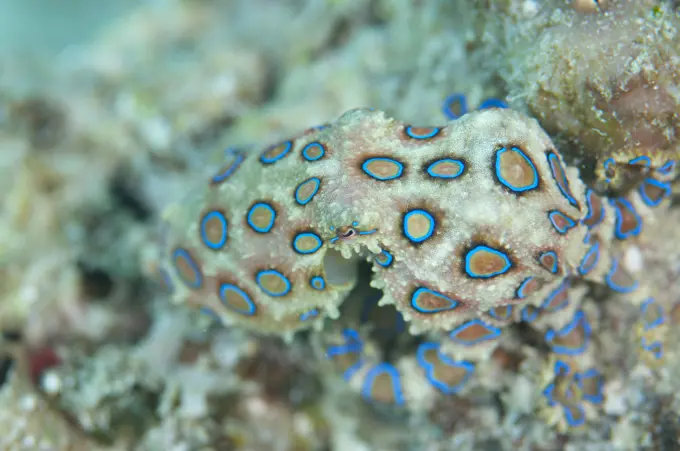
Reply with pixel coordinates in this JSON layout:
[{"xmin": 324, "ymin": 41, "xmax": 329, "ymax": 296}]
[
  {"xmin": 299, "ymin": 309, "xmax": 319, "ymax": 321},
  {"xmin": 540, "ymin": 280, "xmax": 570, "ymax": 313},
  {"xmin": 211, "ymin": 148, "xmax": 245, "ymax": 184},
  {"xmin": 256, "ymin": 269, "xmax": 292, "ymax": 297},
  {"xmin": 478, "ymin": 97, "xmax": 508, "ymax": 110},
  {"xmin": 301, "ymin": 142, "xmax": 326, "ymax": 162},
  {"xmin": 609, "ymin": 198, "xmax": 642, "ymax": 239},
  {"xmin": 310, "ymin": 276, "xmax": 326, "ymax": 290},
  {"xmin": 259, "ymin": 140, "xmax": 293, "ymax": 164},
  {"xmin": 544, "ymin": 310, "xmax": 591, "ymax": 356},
  {"xmin": 442, "ymin": 93, "xmax": 468, "ymax": 120},
  {"xmin": 200, "ymin": 210, "xmax": 228, "ymax": 250},
  {"xmin": 246, "ymin": 202, "xmax": 276, "ymax": 233},
  {"xmin": 172, "ymin": 248, "xmax": 203, "ymax": 289},
  {"xmin": 657, "ymin": 160, "xmax": 676, "ymax": 175},
  {"xmin": 641, "ymin": 337, "xmax": 664, "ymax": 360},
  {"xmin": 292, "ymin": 232, "xmax": 323, "ymax": 255},
  {"xmin": 361, "ymin": 157, "xmax": 404, "ymax": 181},
  {"xmin": 410, "ymin": 287, "xmax": 459, "ymax": 313},
  {"xmin": 361, "ymin": 362, "xmax": 405, "ymax": 406},
  {"xmin": 359, "ymin": 229, "xmax": 377, "ymax": 236},
  {"xmin": 539, "ymin": 251, "xmax": 559, "ymax": 274},
  {"xmin": 582, "ymin": 189, "xmax": 604, "ymax": 227},
  {"xmin": 605, "ymin": 258, "xmax": 639, "ymax": 293},
  {"xmin": 464, "ymin": 245, "xmax": 512, "ymax": 279},
  {"xmin": 448, "ymin": 319, "xmax": 502, "ymax": 346},
  {"xmin": 426, "ymin": 158, "xmax": 465, "ymax": 179},
  {"xmin": 578, "ymin": 241, "xmax": 600, "ymax": 276},
  {"xmin": 416, "ymin": 342, "xmax": 475, "ymax": 395},
  {"xmin": 547, "ymin": 152, "xmax": 579, "ymax": 207},
  {"xmin": 294, "ymin": 177, "xmax": 321, "ymax": 205},
  {"xmin": 640, "ymin": 298, "xmax": 665, "ymax": 331},
  {"xmin": 516, "ymin": 277, "xmax": 536, "ymax": 299},
  {"xmin": 639, "ymin": 178, "xmax": 671, "ymax": 207},
  {"xmin": 561, "ymin": 399, "xmax": 587, "ymax": 427},
  {"xmin": 488, "ymin": 305, "xmax": 513, "ymax": 321},
  {"xmin": 603, "ymin": 157, "xmax": 616, "ymax": 182},
  {"xmin": 352, "ymin": 221, "xmax": 359, "ymax": 227},
  {"xmin": 402, "ymin": 209, "xmax": 436, "ymax": 243},
  {"xmin": 374, "ymin": 249, "xmax": 394, "ymax": 268},
  {"xmin": 158, "ymin": 267, "xmax": 174, "ymax": 293},
  {"xmin": 542, "ymin": 361, "xmax": 586, "ymax": 428},
  {"xmin": 326, "ymin": 329, "xmax": 363, "ymax": 357},
  {"xmin": 495, "ymin": 146, "xmax": 539, "ymax": 192},
  {"xmin": 548, "ymin": 210, "xmax": 577, "ymax": 234},
  {"xmin": 404, "ymin": 126, "xmax": 441, "ymax": 140},
  {"xmin": 575, "ymin": 369, "xmax": 604, "ymax": 404},
  {"xmin": 219, "ymin": 283, "xmax": 256, "ymax": 316},
  {"xmin": 325, "ymin": 329, "xmax": 364, "ymax": 381},
  {"xmin": 628, "ymin": 155, "xmax": 651, "ymax": 167},
  {"xmin": 521, "ymin": 305, "xmax": 541, "ymax": 323}
]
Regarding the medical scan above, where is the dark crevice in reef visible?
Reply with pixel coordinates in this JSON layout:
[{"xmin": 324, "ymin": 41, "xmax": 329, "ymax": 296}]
[
  {"xmin": 514, "ymin": 322, "xmax": 550, "ymax": 353},
  {"xmin": 0, "ymin": 357, "xmax": 15, "ymax": 388},
  {"xmin": 77, "ymin": 262, "xmax": 115, "ymax": 301},
  {"xmin": 109, "ymin": 167, "xmax": 152, "ymax": 222}
]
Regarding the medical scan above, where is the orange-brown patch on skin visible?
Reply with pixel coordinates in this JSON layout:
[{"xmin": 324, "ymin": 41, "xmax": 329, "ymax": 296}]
[
  {"xmin": 516, "ymin": 277, "xmax": 544, "ymax": 299},
  {"xmin": 215, "ymin": 273, "xmax": 260, "ymax": 319},
  {"xmin": 538, "ymin": 251, "xmax": 559, "ymax": 273},
  {"xmin": 298, "ymin": 140, "xmax": 328, "ymax": 162},
  {"xmin": 487, "ymin": 305, "xmax": 514, "ymax": 322},
  {"xmin": 611, "ymin": 199, "xmax": 640, "ymax": 236},
  {"xmin": 368, "ymin": 371, "xmax": 400, "ymax": 404},
  {"xmin": 411, "ymin": 289, "xmax": 459, "ymax": 312},
  {"xmin": 260, "ymin": 140, "xmax": 294, "ymax": 163},
  {"xmin": 255, "ymin": 270, "xmax": 291, "ymax": 298},
  {"xmin": 330, "ymin": 350, "xmax": 361, "ymax": 375},
  {"xmin": 290, "ymin": 230, "xmax": 323, "ymax": 254},
  {"xmin": 551, "ymin": 328, "xmax": 585, "ymax": 352},
  {"xmin": 396, "ymin": 122, "xmax": 447, "ymax": 145},
  {"xmin": 245, "ymin": 200, "xmax": 280, "ymax": 233},
  {"xmin": 607, "ymin": 261, "xmax": 636, "ymax": 288},
  {"xmin": 405, "ymin": 212, "xmax": 431, "ymax": 238},
  {"xmin": 199, "ymin": 209, "xmax": 229, "ymax": 249},
  {"xmin": 397, "ymin": 200, "xmax": 446, "ymax": 248},
  {"xmin": 294, "ymin": 178, "xmax": 322, "ymax": 204},
  {"xmin": 640, "ymin": 180, "xmax": 668, "ymax": 205},
  {"xmin": 454, "ymin": 322, "xmax": 493, "ymax": 343},
  {"xmin": 465, "ymin": 246, "xmax": 512, "ymax": 278},
  {"xmin": 172, "ymin": 247, "xmax": 203, "ymax": 289},
  {"xmin": 457, "ymin": 232, "xmax": 520, "ymax": 281},
  {"xmin": 496, "ymin": 146, "xmax": 539, "ymax": 190},
  {"xmin": 422, "ymin": 348, "xmax": 469, "ymax": 387},
  {"xmin": 582, "ymin": 191, "xmax": 604, "ymax": 228},
  {"xmin": 491, "ymin": 347, "xmax": 523, "ymax": 372},
  {"xmin": 542, "ymin": 282, "xmax": 570, "ymax": 313},
  {"xmin": 430, "ymin": 160, "xmax": 461, "ymax": 176},
  {"xmin": 549, "ymin": 210, "xmax": 577, "ymax": 233},
  {"xmin": 546, "ymin": 150, "xmax": 579, "ymax": 209},
  {"xmin": 363, "ymin": 158, "xmax": 403, "ymax": 179}
]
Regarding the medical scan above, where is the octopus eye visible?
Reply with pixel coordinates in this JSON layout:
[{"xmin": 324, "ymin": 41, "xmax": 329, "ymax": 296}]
[{"xmin": 337, "ymin": 226, "xmax": 358, "ymax": 240}]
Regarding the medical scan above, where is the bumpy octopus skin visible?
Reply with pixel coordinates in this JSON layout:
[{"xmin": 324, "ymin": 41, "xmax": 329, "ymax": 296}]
[{"xmin": 157, "ymin": 106, "xmax": 675, "ymax": 418}]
